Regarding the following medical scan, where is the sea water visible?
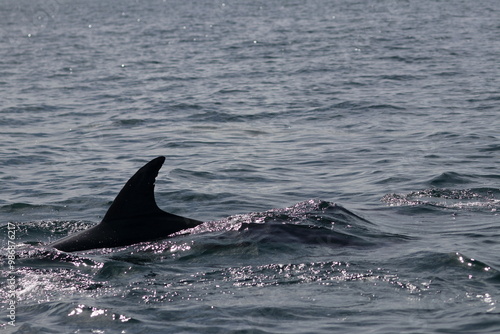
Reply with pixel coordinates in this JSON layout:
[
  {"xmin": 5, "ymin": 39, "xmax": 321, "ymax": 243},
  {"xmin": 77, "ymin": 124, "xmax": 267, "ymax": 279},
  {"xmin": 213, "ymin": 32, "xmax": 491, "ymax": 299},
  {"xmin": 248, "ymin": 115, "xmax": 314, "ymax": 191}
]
[{"xmin": 1, "ymin": 0, "xmax": 499, "ymax": 333}]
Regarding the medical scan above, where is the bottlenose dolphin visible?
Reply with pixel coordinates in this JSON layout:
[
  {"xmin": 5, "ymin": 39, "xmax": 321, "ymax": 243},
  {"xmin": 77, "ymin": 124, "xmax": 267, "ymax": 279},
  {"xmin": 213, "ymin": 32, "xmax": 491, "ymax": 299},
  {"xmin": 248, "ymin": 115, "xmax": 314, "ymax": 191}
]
[{"xmin": 49, "ymin": 156, "xmax": 203, "ymax": 252}]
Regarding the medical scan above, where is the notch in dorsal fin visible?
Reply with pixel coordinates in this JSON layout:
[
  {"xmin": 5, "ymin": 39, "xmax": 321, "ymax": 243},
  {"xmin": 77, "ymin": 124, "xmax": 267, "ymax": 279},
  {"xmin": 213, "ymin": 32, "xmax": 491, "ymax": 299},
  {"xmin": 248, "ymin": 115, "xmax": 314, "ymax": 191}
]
[{"xmin": 102, "ymin": 156, "xmax": 167, "ymax": 223}]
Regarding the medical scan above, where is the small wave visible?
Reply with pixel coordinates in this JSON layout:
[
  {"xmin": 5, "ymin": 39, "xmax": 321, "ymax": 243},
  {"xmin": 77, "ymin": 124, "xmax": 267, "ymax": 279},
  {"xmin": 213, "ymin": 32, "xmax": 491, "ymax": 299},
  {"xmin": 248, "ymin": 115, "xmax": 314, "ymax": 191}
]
[
  {"xmin": 428, "ymin": 172, "xmax": 474, "ymax": 187},
  {"xmin": 379, "ymin": 74, "xmax": 422, "ymax": 81},
  {"xmin": 237, "ymin": 223, "xmax": 372, "ymax": 247},
  {"xmin": 178, "ymin": 200, "xmax": 408, "ymax": 257},
  {"xmin": 110, "ymin": 118, "xmax": 145, "ymax": 127},
  {"xmin": 0, "ymin": 203, "xmax": 40, "ymax": 211},
  {"xmin": 382, "ymin": 188, "xmax": 499, "ymax": 211},
  {"xmin": 478, "ymin": 143, "xmax": 500, "ymax": 153},
  {"xmin": 391, "ymin": 251, "xmax": 498, "ymax": 279}
]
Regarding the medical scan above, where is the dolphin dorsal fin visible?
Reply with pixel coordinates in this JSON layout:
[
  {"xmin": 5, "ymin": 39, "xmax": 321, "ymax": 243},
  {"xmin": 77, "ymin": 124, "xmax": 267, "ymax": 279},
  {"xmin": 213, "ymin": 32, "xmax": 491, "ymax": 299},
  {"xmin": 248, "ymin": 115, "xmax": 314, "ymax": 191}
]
[{"xmin": 102, "ymin": 156, "xmax": 167, "ymax": 223}]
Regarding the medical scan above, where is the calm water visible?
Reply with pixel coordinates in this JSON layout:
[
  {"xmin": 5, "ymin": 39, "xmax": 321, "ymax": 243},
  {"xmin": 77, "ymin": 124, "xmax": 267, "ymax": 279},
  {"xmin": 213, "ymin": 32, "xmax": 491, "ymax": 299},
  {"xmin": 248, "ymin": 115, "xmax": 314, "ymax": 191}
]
[{"xmin": 1, "ymin": 0, "xmax": 500, "ymax": 333}]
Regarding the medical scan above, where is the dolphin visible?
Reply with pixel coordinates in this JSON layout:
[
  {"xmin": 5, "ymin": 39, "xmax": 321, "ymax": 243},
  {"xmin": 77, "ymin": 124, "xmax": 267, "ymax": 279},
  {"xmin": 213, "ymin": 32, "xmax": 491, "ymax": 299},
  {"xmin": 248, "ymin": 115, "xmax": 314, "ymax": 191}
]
[{"xmin": 49, "ymin": 156, "xmax": 203, "ymax": 252}]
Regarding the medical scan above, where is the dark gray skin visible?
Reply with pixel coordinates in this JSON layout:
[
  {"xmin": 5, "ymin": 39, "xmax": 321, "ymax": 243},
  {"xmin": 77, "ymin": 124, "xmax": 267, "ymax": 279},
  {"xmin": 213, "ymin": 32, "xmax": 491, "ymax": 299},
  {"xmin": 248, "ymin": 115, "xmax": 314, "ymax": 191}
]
[{"xmin": 49, "ymin": 156, "xmax": 203, "ymax": 252}]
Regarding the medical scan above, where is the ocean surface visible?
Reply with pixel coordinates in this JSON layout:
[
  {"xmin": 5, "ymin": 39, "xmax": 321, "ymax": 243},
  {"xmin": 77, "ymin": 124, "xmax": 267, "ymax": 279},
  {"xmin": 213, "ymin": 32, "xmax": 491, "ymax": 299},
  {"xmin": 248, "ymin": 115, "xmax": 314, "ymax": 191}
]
[{"xmin": 1, "ymin": 0, "xmax": 499, "ymax": 333}]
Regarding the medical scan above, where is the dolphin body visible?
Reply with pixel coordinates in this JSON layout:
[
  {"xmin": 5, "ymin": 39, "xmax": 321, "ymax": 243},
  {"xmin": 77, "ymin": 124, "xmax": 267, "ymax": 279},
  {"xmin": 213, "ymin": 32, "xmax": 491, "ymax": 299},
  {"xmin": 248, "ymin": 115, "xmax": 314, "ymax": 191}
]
[{"xmin": 49, "ymin": 156, "xmax": 203, "ymax": 252}]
